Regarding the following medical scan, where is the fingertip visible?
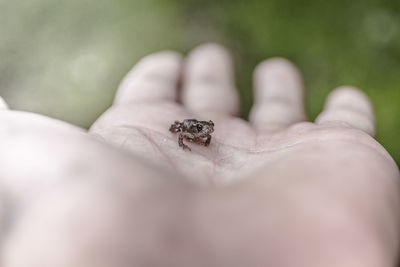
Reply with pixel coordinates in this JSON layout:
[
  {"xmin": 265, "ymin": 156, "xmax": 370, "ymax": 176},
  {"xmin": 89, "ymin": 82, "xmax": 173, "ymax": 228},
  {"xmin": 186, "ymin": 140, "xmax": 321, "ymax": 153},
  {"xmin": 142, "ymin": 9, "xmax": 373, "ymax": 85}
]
[
  {"xmin": 137, "ymin": 51, "xmax": 184, "ymax": 70},
  {"xmin": 254, "ymin": 57, "xmax": 300, "ymax": 77},
  {"xmin": 254, "ymin": 57, "xmax": 299, "ymax": 78},
  {"xmin": 189, "ymin": 42, "xmax": 230, "ymax": 54},
  {"xmin": 254, "ymin": 57, "xmax": 303, "ymax": 102},
  {"xmin": 316, "ymin": 86, "xmax": 376, "ymax": 136},
  {"xmin": 115, "ymin": 51, "xmax": 184, "ymax": 104},
  {"xmin": 183, "ymin": 43, "xmax": 239, "ymax": 116},
  {"xmin": 186, "ymin": 42, "xmax": 234, "ymax": 84},
  {"xmin": 324, "ymin": 86, "xmax": 374, "ymax": 117},
  {"xmin": 250, "ymin": 57, "xmax": 305, "ymax": 130},
  {"xmin": 127, "ymin": 51, "xmax": 184, "ymax": 82},
  {"xmin": 188, "ymin": 43, "xmax": 232, "ymax": 64},
  {"xmin": 0, "ymin": 97, "xmax": 9, "ymax": 110}
]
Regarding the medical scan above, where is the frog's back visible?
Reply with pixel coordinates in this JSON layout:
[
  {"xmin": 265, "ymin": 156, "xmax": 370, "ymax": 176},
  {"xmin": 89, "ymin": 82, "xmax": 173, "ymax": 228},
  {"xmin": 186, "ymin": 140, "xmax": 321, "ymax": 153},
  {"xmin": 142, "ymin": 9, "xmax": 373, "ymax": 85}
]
[{"xmin": 182, "ymin": 119, "xmax": 198, "ymax": 129}]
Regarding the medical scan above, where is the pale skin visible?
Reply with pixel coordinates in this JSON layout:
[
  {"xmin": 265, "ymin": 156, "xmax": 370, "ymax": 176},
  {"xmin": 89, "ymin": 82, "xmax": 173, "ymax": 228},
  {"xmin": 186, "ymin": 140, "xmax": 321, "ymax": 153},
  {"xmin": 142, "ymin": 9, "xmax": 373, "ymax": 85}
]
[{"xmin": 0, "ymin": 43, "xmax": 399, "ymax": 267}]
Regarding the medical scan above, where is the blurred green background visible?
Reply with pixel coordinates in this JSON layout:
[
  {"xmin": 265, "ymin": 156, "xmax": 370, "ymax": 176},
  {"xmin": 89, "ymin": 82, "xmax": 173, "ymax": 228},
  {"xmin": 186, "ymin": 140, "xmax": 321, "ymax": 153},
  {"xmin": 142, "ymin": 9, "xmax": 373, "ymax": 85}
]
[{"xmin": 0, "ymin": 0, "xmax": 399, "ymax": 164}]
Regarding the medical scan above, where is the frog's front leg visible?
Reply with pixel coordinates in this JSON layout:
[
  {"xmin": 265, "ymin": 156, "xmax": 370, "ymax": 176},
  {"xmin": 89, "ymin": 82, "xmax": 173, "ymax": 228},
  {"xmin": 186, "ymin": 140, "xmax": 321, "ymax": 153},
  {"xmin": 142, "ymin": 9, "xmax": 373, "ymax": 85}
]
[
  {"xmin": 203, "ymin": 135, "xmax": 212, "ymax": 147},
  {"xmin": 178, "ymin": 133, "xmax": 191, "ymax": 151}
]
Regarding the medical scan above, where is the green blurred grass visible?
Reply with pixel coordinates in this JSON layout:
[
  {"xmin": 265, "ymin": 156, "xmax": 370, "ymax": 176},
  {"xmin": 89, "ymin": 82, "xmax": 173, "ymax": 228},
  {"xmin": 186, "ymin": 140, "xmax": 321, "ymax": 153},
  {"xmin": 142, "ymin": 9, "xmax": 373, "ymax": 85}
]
[{"xmin": 0, "ymin": 0, "xmax": 399, "ymax": 164}]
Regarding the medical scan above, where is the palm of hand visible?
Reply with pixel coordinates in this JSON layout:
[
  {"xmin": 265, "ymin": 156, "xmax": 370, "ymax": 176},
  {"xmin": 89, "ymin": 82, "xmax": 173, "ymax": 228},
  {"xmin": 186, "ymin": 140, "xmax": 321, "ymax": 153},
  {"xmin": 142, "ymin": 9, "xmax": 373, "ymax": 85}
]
[
  {"xmin": 90, "ymin": 99, "xmax": 381, "ymax": 185},
  {"xmin": 1, "ymin": 44, "xmax": 399, "ymax": 267}
]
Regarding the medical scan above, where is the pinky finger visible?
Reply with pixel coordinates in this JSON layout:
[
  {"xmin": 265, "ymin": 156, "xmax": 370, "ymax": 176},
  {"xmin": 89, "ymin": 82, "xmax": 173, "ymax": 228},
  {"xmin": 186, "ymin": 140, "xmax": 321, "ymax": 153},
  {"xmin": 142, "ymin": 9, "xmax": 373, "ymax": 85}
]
[
  {"xmin": 315, "ymin": 86, "xmax": 375, "ymax": 136},
  {"xmin": 0, "ymin": 97, "xmax": 9, "ymax": 110}
]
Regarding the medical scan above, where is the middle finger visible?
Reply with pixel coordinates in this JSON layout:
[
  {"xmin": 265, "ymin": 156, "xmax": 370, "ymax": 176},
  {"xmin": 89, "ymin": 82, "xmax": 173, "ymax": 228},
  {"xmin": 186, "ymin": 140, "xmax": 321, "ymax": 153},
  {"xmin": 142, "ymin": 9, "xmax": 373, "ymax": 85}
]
[
  {"xmin": 249, "ymin": 58, "xmax": 306, "ymax": 132},
  {"xmin": 182, "ymin": 43, "xmax": 240, "ymax": 118}
]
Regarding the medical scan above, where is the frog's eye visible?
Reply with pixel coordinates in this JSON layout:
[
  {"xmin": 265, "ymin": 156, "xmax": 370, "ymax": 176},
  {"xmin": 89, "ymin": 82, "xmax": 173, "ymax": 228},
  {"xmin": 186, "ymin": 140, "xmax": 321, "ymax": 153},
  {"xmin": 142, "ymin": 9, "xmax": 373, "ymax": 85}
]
[{"xmin": 196, "ymin": 124, "xmax": 203, "ymax": 132}]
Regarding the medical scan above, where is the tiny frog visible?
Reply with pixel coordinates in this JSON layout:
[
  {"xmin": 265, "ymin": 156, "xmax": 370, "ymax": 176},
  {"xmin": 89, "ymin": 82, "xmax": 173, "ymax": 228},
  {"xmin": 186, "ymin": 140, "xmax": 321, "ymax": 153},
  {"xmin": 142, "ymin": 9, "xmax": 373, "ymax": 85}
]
[{"xmin": 169, "ymin": 119, "xmax": 214, "ymax": 151}]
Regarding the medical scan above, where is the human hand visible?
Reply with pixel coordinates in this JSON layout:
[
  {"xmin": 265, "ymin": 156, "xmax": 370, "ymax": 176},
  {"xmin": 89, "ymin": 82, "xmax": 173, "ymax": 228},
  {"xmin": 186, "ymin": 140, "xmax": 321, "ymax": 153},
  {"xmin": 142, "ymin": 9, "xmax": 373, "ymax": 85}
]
[
  {"xmin": 1, "ymin": 43, "xmax": 399, "ymax": 267},
  {"xmin": 88, "ymin": 43, "xmax": 400, "ymax": 266},
  {"xmin": 89, "ymin": 44, "xmax": 389, "ymax": 183}
]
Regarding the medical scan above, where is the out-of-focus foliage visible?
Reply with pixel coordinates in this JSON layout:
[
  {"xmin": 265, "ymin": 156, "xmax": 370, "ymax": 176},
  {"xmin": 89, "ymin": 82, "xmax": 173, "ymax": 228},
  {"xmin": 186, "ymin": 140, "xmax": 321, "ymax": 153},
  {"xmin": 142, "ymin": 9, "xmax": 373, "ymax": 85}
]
[
  {"xmin": 0, "ymin": 0, "xmax": 186, "ymax": 126},
  {"xmin": 0, "ymin": 0, "xmax": 399, "ymax": 164}
]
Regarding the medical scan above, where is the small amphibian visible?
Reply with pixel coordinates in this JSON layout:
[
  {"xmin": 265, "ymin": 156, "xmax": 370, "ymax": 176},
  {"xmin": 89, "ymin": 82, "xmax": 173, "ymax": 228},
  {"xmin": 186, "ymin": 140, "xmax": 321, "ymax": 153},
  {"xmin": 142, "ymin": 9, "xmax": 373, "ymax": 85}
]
[{"xmin": 169, "ymin": 119, "xmax": 214, "ymax": 151}]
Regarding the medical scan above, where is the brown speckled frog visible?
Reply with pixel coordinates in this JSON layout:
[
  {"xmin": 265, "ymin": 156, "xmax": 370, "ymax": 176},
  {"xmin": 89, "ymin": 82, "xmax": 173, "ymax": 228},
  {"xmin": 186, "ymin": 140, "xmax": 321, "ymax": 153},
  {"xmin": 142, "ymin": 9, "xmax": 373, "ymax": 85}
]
[{"xmin": 169, "ymin": 119, "xmax": 214, "ymax": 151}]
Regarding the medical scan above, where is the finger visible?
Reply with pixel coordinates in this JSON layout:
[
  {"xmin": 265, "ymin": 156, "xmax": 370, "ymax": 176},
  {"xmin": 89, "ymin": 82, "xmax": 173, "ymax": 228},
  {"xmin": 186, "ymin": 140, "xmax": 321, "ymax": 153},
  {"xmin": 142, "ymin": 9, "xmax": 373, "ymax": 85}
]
[
  {"xmin": 0, "ymin": 96, "xmax": 9, "ymax": 110},
  {"xmin": 249, "ymin": 58, "xmax": 306, "ymax": 131},
  {"xmin": 114, "ymin": 51, "xmax": 183, "ymax": 105},
  {"xmin": 182, "ymin": 43, "xmax": 239, "ymax": 117},
  {"xmin": 315, "ymin": 86, "xmax": 375, "ymax": 136}
]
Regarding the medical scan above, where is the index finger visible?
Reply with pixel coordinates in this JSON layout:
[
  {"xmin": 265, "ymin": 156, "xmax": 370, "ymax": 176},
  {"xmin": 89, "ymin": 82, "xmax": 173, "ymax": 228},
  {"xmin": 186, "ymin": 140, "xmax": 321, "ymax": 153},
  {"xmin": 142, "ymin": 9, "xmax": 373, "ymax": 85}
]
[{"xmin": 114, "ymin": 51, "xmax": 183, "ymax": 105}]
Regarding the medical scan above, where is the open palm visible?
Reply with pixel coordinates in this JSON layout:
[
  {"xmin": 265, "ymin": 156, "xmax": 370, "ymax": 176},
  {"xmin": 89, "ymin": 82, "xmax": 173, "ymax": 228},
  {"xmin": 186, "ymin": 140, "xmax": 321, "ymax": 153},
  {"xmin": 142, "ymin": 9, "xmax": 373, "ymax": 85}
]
[
  {"xmin": 90, "ymin": 44, "xmax": 387, "ymax": 185},
  {"xmin": 1, "ymin": 44, "xmax": 399, "ymax": 267}
]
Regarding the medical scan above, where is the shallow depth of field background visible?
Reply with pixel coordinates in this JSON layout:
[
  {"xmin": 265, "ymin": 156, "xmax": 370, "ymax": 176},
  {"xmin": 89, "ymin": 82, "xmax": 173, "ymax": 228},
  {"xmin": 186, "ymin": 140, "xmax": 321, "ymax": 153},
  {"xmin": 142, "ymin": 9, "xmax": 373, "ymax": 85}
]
[{"xmin": 0, "ymin": 0, "xmax": 399, "ymax": 164}]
